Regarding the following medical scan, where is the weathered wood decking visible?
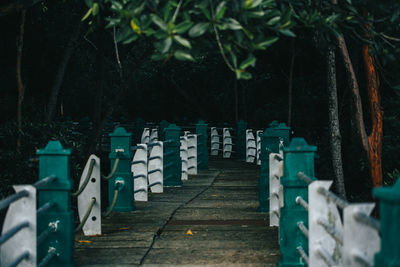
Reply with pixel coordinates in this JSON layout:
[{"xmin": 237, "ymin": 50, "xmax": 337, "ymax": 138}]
[{"xmin": 74, "ymin": 159, "xmax": 280, "ymax": 266}]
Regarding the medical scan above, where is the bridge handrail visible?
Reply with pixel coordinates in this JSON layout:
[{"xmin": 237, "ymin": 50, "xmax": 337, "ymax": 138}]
[
  {"xmin": 271, "ymin": 136, "xmax": 398, "ymax": 267},
  {"xmin": 0, "ymin": 174, "xmax": 58, "ymax": 267}
]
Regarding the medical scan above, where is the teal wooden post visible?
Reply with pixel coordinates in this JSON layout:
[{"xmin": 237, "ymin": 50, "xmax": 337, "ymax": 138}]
[
  {"xmin": 279, "ymin": 138, "xmax": 316, "ymax": 267},
  {"xmin": 258, "ymin": 127, "xmax": 280, "ymax": 212},
  {"xmin": 108, "ymin": 127, "xmax": 135, "ymax": 211},
  {"xmin": 236, "ymin": 120, "xmax": 247, "ymax": 160},
  {"xmin": 269, "ymin": 120, "xmax": 279, "ymax": 128},
  {"xmin": 276, "ymin": 123, "xmax": 291, "ymax": 146},
  {"xmin": 196, "ymin": 120, "xmax": 208, "ymax": 170},
  {"xmin": 373, "ymin": 177, "xmax": 400, "ymax": 266},
  {"xmin": 37, "ymin": 141, "xmax": 74, "ymax": 267},
  {"xmin": 159, "ymin": 120, "xmax": 170, "ymax": 141},
  {"xmin": 164, "ymin": 124, "xmax": 182, "ymax": 186}
]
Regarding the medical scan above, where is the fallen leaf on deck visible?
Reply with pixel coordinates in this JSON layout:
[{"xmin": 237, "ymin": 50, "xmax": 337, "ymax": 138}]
[
  {"xmin": 120, "ymin": 227, "xmax": 129, "ymax": 230},
  {"xmin": 77, "ymin": 240, "xmax": 92, "ymax": 243},
  {"xmin": 186, "ymin": 229, "xmax": 193, "ymax": 235}
]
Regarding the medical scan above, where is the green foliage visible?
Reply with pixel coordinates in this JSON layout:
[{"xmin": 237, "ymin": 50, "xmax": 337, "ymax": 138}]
[
  {"xmin": 0, "ymin": 121, "xmax": 89, "ymax": 198},
  {"xmin": 83, "ymin": 0, "xmax": 296, "ymax": 79},
  {"xmin": 81, "ymin": 0, "xmax": 400, "ymax": 81}
]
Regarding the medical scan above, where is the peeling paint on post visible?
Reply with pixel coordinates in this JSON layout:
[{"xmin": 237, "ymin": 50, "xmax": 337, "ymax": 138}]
[
  {"xmin": 373, "ymin": 178, "xmax": 400, "ymax": 267},
  {"xmin": 279, "ymin": 138, "xmax": 316, "ymax": 267}
]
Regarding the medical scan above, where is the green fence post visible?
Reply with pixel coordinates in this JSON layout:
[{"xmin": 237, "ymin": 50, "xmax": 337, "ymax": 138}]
[
  {"xmin": 373, "ymin": 177, "xmax": 400, "ymax": 267},
  {"xmin": 196, "ymin": 120, "xmax": 208, "ymax": 170},
  {"xmin": 279, "ymin": 138, "xmax": 317, "ymax": 267},
  {"xmin": 37, "ymin": 141, "xmax": 74, "ymax": 267},
  {"xmin": 258, "ymin": 127, "xmax": 280, "ymax": 212},
  {"xmin": 236, "ymin": 120, "xmax": 247, "ymax": 160},
  {"xmin": 275, "ymin": 123, "xmax": 291, "ymax": 146},
  {"xmin": 164, "ymin": 124, "xmax": 182, "ymax": 186},
  {"xmin": 159, "ymin": 120, "xmax": 170, "ymax": 141},
  {"xmin": 108, "ymin": 127, "xmax": 135, "ymax": 212}
]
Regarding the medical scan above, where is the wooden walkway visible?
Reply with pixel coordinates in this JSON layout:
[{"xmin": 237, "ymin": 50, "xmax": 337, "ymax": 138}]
[{"xmin": 74, "ymin": 159, "xmax": 280, "ymax": 266}]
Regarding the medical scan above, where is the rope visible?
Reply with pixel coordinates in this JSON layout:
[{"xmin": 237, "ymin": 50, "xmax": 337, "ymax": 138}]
[
  {"xmin": 75, "ymin": 197, "xmax": 96, "ymax": 232},
  {"xmin": 37, "ymin": 225, "xmax": 56, "ymax": 245},
  {"xmin": 6, "ymin": 251, "xmax": 30, "ymax": 267},
  {"xmin": 38, "ymin": 247, "xmax": 57, "ymax": 267},
  {"xmin": 103, "ymin": 189, "xmax": 119, "ymax": 217},
  {"xmin": 71, "ymin": 159, "xmax": 96, "ymax": 197},
  {"xmin": 37, "ymin": 202, "xmax": 55, "ymax": 218},
  {"xmin": 0, "ymin": 221, "xmax": 29, "ymax": 245},
  {"xmin": 0, "ymin": 190, "xmax": 29, "ymax": 210},
  {"xmin": 102, "ymin": 158, "xmax": 120, "ymax": 180},
  {"xmin": 33, "ymin": 175, "xmax": 57, "ymax": 189}
]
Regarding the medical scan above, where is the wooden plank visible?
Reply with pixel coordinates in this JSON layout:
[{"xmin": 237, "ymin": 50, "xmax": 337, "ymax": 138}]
[{"xmin": 74, "ymin": 159, "xmax": 279, "ymax": 266}]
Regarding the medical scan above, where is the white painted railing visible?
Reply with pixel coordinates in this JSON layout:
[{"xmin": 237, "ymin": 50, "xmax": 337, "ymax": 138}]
[
  {"xmin": 269, "ymin": 153, "xmax": 283, "ymax": 227},
  {"xmin": 246, "ymin": 129, "xmax": 257, "ymax": 163}
]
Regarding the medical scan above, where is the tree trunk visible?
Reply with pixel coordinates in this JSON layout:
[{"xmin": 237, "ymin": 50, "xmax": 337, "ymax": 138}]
[
  {"xmin": 337, "ymin": 37, "xmax": 369, "ymax": 156},
  {"xmin": 16, "ymin": 9, "xmax": 26, "ymax": 153},
  {"xmin": 363, "ymin": 20, "xmax": 383, "ymax": 188},
  {"xmin": 46, "ymin": 23, "xmax": 81, "ymax": 122},
  {"xmin": 326, "ymin": 45, "xmax": 346, "ymax": 198},
  {"xmin": 287, "ymin": 40, "xmax": 295, "ymax": 127}
]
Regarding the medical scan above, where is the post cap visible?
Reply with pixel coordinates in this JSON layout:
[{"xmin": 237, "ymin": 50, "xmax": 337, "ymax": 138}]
[
  {"xmin": 166, "ymin": 123, "xmax": 181, "ymax": 131},
  {"xmin": 373, "ymin": 178, "xmax": 400, "ymax": 203},
  {"xmin": 262, "ymin": 127, "xmax": 277, "ymax": 137},
  {"xmin": 276, "ymin": 123, "xmax": 290, "ymax": 130},
  {"xmin": 109, "ymin": 127, "xmax": 131, "ymax": 137},
  {"xmin": 269, "ymin": 120, "xmax": 279, "ymax": 128},
  {"xmin": 196, "ymin": 120, "xmax": 207, "ymax": 126},
  {"xmin": 284, "ymin": 138, "xmax": 317, "ymax": 153},
  {"xmin": 37, "ymin": 140, "xmax": 71, "ymax": 156}
]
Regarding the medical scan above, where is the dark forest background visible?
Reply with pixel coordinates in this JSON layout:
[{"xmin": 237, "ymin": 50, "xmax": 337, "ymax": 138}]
[{"xmin": 0, "ymin": 0, "xmax": 399, "ymax": 201}]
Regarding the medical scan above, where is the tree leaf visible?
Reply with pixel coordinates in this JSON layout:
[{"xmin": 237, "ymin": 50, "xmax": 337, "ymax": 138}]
[
  {"xmin": 215, "ymin": 1, "xmax": 227, "ymax": 21},
  {"xmin": 174, "ymin": 21, "xmax": 194, "ymax": 34},
  {"xmin": 151, "ymin": 53, "xmax": 167, "ymax": 61},
  {"xmin": 239, "ymin": 54, "xmax": 256, "ymax": 69},
  {"xmin": 161, "ymin": 37, "xmax": 173, "ymax": 53},
  {"xmin": 174, "ymin": 50, "xmax": 195, "ymax": 61},
  {"xmin": 279, "ymin": 29, "xmax": 296, "ymax": 37},
  {"xmin": 267, "ymin": 16, "xmax": 281, "ymax": 26},
  {"xmin": 188, "ymin": 22, "xmax": 210, "ymax": 37},
  {"xmin": 130, "ymin": 18, "xmax": 141, "ymax": 34},
  {"xmin": 92, "ymin": 3, "xmax": 99, "ymax": 16},
  {"xmin": 243, "ymin": 0, "xmax": 262, "ymax": 9},
  {"xmin": 174, "ymin": 35, "xmax": 192, "ymax": 48},
  {"xmin": 151, "ymin": 14, "xmax": 168, "ymax": 31},
  {"xmin": 242, "ymin": 27, "xmax": 254, "ymax": 40},
  {"xmin": 111, "ymin": 1, "xmax": 123, "ymax": 11},
  {"xmin": 200, "ymin": 7, "xmax": 211, "ymax": 20},
  {"xmin": 81, "ymin": 8, "xmax": 92, "ymax": 22},
  {"xmin": 255, "ymin": 36, "xmax": 279, "ymax": 48},
  {"xmin": 235, "ymin": 69, "xmax": 252, "ymax": 80},
  {"xmin": 122, "ymin": 34, "xmax": 139, "ymax": 44},
  {"xmin": 224, "ymin": 18, "xmax": 242, "ymax": 30}
]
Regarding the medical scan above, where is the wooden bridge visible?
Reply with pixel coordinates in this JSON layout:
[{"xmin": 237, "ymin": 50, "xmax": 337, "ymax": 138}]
[{"xmin": 74, "ymin": 158, "xmax": 279, "ymax": 266}]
